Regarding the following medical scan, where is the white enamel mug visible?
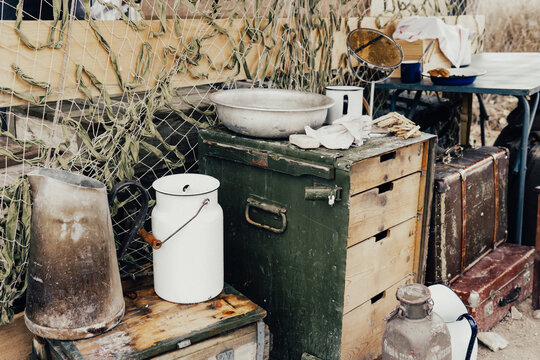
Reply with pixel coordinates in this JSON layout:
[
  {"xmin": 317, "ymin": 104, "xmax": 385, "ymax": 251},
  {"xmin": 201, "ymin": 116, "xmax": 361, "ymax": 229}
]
[{"xmin": 325, "ymin": 86, "xmax": 364, "ymax": 124}]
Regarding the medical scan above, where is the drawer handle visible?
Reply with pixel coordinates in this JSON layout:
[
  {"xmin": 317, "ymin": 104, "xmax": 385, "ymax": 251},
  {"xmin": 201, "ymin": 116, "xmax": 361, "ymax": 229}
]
[
  {"xmin": 380, "ymin": 151, "xmax": 397, "ymax": 162},
  {"xmin": 375, "ymin": 229, "xmax": 390, "ymax": 242},
  {"xmin": 371, "ymin": 291, "xmax": 385, "ymax": 304},
  {"xmin": 378, "ymin": 182, "xmax": 394, "ymax": 194},
  {"xmin": 245, "ymin": 197, "xmax": 287, "ymax": 233}
]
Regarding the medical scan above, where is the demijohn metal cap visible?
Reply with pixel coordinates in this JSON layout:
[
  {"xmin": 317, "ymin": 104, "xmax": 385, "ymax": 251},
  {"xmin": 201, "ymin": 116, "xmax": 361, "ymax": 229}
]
[{"xmin": 396, "ymin": 283, "xmax": 431, "ymax": 305}]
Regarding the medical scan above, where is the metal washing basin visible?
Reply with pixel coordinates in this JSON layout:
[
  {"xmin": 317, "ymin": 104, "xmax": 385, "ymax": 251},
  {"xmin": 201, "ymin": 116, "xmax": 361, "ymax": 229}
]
[{"xmin": 208, "ymin": 88, "xmax": 334, "ymax": 138}]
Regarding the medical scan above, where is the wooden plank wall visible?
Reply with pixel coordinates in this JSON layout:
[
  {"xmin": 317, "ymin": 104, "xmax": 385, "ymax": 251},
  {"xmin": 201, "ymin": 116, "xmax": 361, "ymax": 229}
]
[
  {"xmin": 0, "ymin": 17, "xmax": 358, "ymax": 108},
  {"xmin": 0, "ymin": 15, "xmax": 483, "ymax": 107}
]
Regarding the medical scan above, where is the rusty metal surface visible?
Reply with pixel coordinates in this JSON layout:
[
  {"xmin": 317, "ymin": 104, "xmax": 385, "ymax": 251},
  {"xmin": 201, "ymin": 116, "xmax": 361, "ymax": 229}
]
[
  {"xmin": 427, "ymin": 147, "xmax": 509, "ymax": 284},
  {"xmin": 25, "ymin": 169, "xmax": 125, "ymax": 340},
  {"xmin": 452, "ymin": 243, "xmax": 535, "ymax": 331}
]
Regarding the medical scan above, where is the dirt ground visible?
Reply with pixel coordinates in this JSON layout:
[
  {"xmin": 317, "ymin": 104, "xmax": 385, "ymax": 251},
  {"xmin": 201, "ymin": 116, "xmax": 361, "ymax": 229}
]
[{"xmin": 478, "ymin": 298, "xmax": 539, "ymax": 359}]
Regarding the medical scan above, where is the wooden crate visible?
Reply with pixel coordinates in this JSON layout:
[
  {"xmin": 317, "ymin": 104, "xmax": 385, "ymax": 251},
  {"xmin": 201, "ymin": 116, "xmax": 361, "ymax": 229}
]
[
  {"xmin": 7, "ymin": 108, "xmax": 81, "ymax": 155},
  {"xmin": 40, "ymin": 283, "xmax": 269, "ymax": 359},
  {"xmin": 341, "ymin": 277, "xmax": 411, "ymax": 360},
  {"xmin": 199, "ymin": 128, "xmax": 436, "ymax": 360}
]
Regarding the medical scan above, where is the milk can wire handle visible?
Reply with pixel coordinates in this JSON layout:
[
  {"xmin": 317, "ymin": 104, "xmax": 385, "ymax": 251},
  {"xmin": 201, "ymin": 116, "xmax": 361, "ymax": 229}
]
[
  {"xmin": 160, "ymin": 198, "xmax": 210, "ymax": 246},
  {"xmin": 109, "ymin": 181, "xmax": 150, "ymax": 260}
]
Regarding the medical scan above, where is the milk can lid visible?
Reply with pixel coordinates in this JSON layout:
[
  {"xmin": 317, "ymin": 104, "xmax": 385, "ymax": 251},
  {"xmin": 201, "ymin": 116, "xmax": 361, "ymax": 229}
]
[{"xmin": 396, "ymin": 283, "xmax": 431, "ymax": 305}]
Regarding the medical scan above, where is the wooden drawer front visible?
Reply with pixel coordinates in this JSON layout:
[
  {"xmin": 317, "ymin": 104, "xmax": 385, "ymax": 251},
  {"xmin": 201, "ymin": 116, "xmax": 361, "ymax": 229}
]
[
  {"xmin": 343, "ymin": 218, "xmax": 417, "ymax": 314},
  {"xmin": 154, "ymin": 323, "xmax": 269, "ymax": 360},
  {"xmin": 348, "ymin": 172, "xmax": 421, "ymax": 247},
  {"xmin": 340, "ymin": 277, "xmax": 411, "ymax": 360},
  {"xmin": 350, "ymin": 142, "xmax": 424, "ymax": 195}
]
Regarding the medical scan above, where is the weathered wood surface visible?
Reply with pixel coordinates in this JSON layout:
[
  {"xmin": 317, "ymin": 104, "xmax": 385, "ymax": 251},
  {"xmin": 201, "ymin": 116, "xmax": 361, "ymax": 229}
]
[
  {"xmin": 0, "ymin": 312, "xmax": 34, "ymax": 360},
  {"xmin": 348, "ymin": 172, "xmax": 421, "ymax": 247},
  {"xmin": 0, "ymin": 135, "xmax": 41, "ymax": 169},
  {"xmin": 414, "ymin": 140, "xmax": 435, "ymax": 284},
  {"xmin": 0, "ymin": 17, "xmax": 349, "ymax": 107},
  {"xmin": 0, "ymin": 18, "xmax": 264, "ymax": 107},
  {"xmin": 0, "ymin": 15, "xmax": 451, "ymax": 108},
  {"xmin": 344, "ymin": 218, "xmax": 416, "ymax": 314},
  {"xmin": 49, "ymin": 284, "xmax": 266, "ymax": 359},
  {"xmin": 153, "ymin": 322, "xmax": 269, "ymax": 360},
  {"xmin": 340, "ymin": 277, "xmax": 410, "ymax": 360},
  {"xmin": 349, "ymin": 141, "xmax": 424, "ymax": 196}
]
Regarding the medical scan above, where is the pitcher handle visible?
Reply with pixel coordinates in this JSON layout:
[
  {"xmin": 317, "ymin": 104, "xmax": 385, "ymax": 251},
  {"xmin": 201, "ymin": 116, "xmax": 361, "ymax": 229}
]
[{"xmin": 109, "ymin": 181, "xmax": 150, "ymax": 260}]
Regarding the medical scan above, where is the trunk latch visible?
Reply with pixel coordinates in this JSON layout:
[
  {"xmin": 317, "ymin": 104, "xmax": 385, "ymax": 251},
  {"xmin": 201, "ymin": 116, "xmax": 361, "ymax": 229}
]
[{"xmin": 304, "ymin": 186, "xmax": 343, "ymax": 206}]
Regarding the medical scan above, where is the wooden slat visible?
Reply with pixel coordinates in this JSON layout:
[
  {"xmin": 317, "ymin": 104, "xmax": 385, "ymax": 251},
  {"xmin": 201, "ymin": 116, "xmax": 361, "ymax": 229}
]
[
  {"xmin": 348, "ymin": 172, "xmax": 421, "ymax": 247},
  {"xmin": 0, "ymin": 15, "xmax": 485, "ymax": 108},
  {"xmin": 343, "ymin": 218, "xmax": 416, "ymax": 314},
  {"xmin": 0, "ymin": 312, "xmax": 34, "ymax": 360},
  {"xmin": 0, "ymin": 136, "xmax": 41, "ymax": 169},
  {"xmin": 0, "ymin": 17, "xmax": 353, "ymax": 108},
  {"xmin": 0, "ymin": 18, "xmax": 274, "ymax": 107},
  {"xmin": 340, "ymin": 277, "xmax": 410, "ymax": 360},
  {"xmin": 413, "ymin": 140, "xmax": 433, "ymax": 284},
  {"xmin": 153, "ymin": 324, "xmax": 259, "ymax": 360},
  {"xmin": 53, "ymin": 286, "xmax": 266, "ymax": 359},
  {"xmin": 349, "ymin": 141, "xmax": 424, "ymax": 195},
  {"xmin": 0, "ymin": 15, "xmax": 410, "ymax": 108}
]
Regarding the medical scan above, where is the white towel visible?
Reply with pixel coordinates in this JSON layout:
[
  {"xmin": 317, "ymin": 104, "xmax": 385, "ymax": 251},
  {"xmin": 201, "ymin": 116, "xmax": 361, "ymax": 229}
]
[
  {"xmin": 90, "ymin": 0, "xmax": 143, "ymax": 20},
  {"xmin": 393, "ymin": 17, "xmax": 471, "ymax": 67}
]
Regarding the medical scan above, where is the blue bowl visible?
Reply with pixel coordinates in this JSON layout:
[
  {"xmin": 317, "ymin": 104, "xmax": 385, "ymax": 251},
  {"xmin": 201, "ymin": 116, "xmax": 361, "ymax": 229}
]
[{"xmin": 429, "ymin": 75, "xmax": 477, "ymax": 86}]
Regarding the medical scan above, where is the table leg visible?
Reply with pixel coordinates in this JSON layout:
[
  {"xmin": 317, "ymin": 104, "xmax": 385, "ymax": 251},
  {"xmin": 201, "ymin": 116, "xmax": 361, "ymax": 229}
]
[
  {"xmin": 390, "ymin": 89, "xmax": 405, "ymax": 112},
  {"xmin": 515, "ymin": 94, "xmax": 539, "ymax": 245},
  {"xmin": 476, "ymin": 94, "xmax": 489, "ymax": 146},
  {"xmin": 407, "ymin": 90, "xmax": 423, "ymax": 119},
  {"xmin": 460, "ymin": 93, "xmax": 473, "ymax": 146}
]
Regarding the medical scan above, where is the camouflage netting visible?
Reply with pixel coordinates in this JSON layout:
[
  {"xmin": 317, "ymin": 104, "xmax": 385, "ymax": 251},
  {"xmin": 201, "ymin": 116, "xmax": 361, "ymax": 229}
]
[{"xmin": 0, "ymin": 0, "xmax": 478, "ymax": 324}]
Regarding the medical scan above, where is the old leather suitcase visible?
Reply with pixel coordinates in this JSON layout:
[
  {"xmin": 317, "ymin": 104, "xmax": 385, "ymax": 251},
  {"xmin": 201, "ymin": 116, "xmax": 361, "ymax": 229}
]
[
  {"xmin": 427, "ymin": 146, "xmax": 509, "ymax": 284},
  {"xmin": 451, "ymin": 243, "xmax": 534, "ymax": 331}
]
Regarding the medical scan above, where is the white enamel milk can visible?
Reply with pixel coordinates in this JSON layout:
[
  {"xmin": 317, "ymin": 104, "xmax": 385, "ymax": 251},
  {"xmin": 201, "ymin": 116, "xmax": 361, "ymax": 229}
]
[{"xmin": 149, "ymin": 174, "xmax": 223, "ymax": 303}]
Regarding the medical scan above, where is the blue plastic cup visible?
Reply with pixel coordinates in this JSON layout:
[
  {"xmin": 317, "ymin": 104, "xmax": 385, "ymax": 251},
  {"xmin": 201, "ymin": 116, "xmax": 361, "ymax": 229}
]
[{"xmin": 401, "ymin": 61, "xmax": 422, "ymax": 83}]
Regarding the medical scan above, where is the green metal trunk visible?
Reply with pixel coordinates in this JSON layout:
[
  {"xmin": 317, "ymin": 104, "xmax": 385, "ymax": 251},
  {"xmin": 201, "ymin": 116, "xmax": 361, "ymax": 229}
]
[{"xmin": 198, "ymin": 127, "xmax": 436, "ymax": 360}]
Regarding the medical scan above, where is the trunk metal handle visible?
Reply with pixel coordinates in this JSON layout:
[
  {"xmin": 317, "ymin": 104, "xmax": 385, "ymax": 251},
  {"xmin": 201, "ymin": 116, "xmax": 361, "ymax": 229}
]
[
  {"xmin": 498, "ymin": 286, "xmax": 521, "ymax": 307},
  {"xmin": 245, "ymin": 197, "xmax": 287, "ymax": 233}
]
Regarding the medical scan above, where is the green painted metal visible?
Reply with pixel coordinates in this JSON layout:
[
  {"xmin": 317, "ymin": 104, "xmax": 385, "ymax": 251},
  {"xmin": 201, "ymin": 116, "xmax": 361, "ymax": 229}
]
[{"xmin": 198, "ymin": 127, "xmax": 436, "ymax": 360}]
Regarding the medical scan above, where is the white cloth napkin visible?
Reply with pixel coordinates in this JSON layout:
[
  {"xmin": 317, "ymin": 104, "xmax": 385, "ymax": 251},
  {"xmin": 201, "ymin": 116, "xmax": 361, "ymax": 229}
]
[
  {"xmin": 304, "ymin": 115, "xmax": 371, "ymax": 150},
  {"xmin": 393, "ymin": 17, "xmax": 471, "ymax": 67}
]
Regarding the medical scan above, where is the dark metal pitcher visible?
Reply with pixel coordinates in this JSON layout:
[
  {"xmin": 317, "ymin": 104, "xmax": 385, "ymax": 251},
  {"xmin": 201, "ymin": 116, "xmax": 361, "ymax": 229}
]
[{"xmin": 25, "ymin": 168, "xmax": 148, "ymax": 340}]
